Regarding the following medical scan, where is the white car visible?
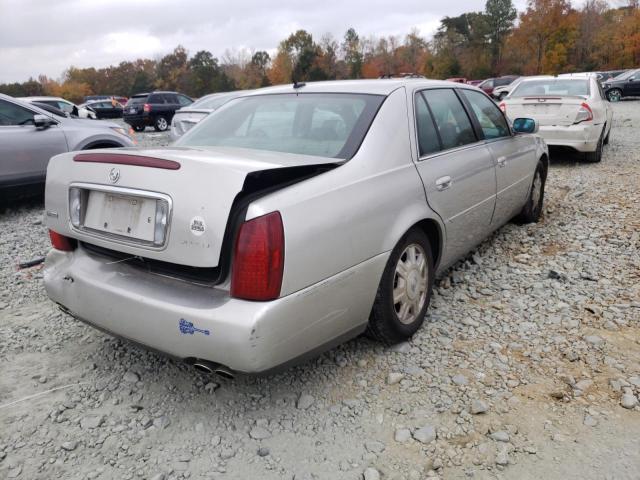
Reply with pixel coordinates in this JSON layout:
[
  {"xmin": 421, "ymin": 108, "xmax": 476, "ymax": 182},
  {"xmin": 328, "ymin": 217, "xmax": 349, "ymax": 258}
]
[
  {"xmin": 20, "ymin": 96, "xmax": 97, "ymax": 119},
  {"xmin": 500, "ymin": 75, "xmax": 613, "ymax": 162}
]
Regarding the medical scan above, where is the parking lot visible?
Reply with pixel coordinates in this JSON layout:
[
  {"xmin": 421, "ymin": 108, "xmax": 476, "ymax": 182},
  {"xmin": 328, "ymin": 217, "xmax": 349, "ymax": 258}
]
[{"xmin": 1, "ymin": 100, "xmax": 639, "ymax": 480}]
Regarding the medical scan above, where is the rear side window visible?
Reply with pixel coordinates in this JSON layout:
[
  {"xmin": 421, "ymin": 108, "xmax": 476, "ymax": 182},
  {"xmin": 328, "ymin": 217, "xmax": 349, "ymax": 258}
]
[
  {"xmin": 147, "ymin": 94, "xmax": 167, "ymax": 104},
  {"xmin": 129, "ymin": 96, "xmax": 148, "ymax": 105},
  {"xmin": 177, "ymin": 93, "xmax": 384, "ymax": 160},
  {"xmin": 0, "ymin": 99, "xmax": 35, "ymax": 126},
  {"xmin": 421, "ymin": 89, "xmax": 476, "ymax": 150},
  {"xmin": 461, "ymin": 89, "xmax": 510, "ymax": 140},
  {"xmin": 415, "ymin": 93, "xmax": 441, "ymax": 156},
  {"xmin": 511, "ymin": 79, "xmax": 590, "ymax": 97}
]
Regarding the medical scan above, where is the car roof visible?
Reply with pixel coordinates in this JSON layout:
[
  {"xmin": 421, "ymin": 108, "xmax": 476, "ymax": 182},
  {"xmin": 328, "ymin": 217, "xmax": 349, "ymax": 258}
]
[
  {"xmin": 242, "ymin": 79, "xmax": 479, "ymax": 97},
  {"xmin": 19, "ymin": 96, "xmax": 68, "ymax": 101}
]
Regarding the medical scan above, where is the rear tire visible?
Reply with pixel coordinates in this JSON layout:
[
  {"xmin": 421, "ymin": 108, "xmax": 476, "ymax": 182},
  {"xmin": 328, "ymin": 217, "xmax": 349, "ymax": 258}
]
[
  {"xmin": 154, "ymin": 116, "xmax": 169, "ymax": 132},
  {"xmin": 603, "ymin": 126, "xmax": 610, "ymax": 145},
  {"xmin": 584, "ymin": 129, "xmax": 604, "ymax": 163},
  {"xmin": 515, "ymin": 160, "xmax": 546, "ymax": 224},
  {"xmin": 367, "ymin": 229, "xmax": 434, "ymax": 345},
  {"xmin": 607, "ymin": 89, "xmax": 622, "ymax": 102}
]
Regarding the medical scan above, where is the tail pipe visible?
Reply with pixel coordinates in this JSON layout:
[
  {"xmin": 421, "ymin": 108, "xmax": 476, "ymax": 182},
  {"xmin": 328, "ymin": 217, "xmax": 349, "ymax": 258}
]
[{"xmin": 190, "ymin": 359, "xmax": 235, "ymax": 379}]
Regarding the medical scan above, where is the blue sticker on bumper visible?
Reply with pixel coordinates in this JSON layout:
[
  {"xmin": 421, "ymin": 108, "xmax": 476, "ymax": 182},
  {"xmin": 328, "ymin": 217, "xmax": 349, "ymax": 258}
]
[{"xmin": 179, "ymin": 319, "xmax": 210, "ymax": 336}]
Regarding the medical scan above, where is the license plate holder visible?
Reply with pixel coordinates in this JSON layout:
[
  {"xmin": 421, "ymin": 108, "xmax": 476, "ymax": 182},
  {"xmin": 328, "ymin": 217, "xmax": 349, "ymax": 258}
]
[{"xmin": 83, "ymin": 191, "xmax": 157, "ymax": 242}]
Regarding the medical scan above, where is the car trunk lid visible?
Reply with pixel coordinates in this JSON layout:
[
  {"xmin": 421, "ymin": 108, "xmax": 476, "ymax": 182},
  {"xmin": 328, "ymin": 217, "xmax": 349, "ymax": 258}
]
[
  {"xmin": 45, "ymin": 147, "xmax": 339, "ymax": 269},
  {"xmin": 504, "ymin": 96, "xmax": 587, "ymax": 126}
]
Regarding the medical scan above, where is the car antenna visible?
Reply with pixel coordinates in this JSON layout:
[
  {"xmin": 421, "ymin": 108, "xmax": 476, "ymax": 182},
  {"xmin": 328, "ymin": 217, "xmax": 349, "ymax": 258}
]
[{"xmin": 292, "ymin": 68, "xmax": 306, "ymax": 94}]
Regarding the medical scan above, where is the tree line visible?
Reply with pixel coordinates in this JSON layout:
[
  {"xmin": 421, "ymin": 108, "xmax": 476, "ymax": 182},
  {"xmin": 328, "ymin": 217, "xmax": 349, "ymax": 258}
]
[{"xmin": 1, "ymin": 0, "xmax": 638, "ymax": 104}]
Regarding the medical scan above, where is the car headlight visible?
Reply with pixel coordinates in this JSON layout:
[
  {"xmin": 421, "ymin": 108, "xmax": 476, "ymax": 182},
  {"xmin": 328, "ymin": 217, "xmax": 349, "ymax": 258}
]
[{"xmin": 110, "ymin": 127, "xmax": 130, "ymax": 137}]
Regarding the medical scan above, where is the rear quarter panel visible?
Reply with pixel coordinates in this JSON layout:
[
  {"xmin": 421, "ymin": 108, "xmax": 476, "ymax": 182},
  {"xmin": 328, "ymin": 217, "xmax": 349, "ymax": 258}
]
[{"xmin": 246, "ymin": 87, "xmax": 444, "ymax": 297}]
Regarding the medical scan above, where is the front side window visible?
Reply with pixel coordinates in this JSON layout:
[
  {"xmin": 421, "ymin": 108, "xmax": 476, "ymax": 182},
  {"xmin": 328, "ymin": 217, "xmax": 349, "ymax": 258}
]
[
  {"xmin": 177, "ymin": 93, "xmax": 384, "ymax": 160},
  {"xmin": 0, "ymin": 99, "xmax": 35, "ymax": 126},
  {"xmin": 57, "ymin": 101, "xmax": 74, "ymax": 113},
  {"xmin": 415, "ymin": 93, "xmax": 441, "ymax": 156},
  {"xmin": 461, "ymin": 89, "xmax": 510, "ymax": 140},
  {"xmin": 421, "ymin": 89, "xmax": 476, "ymax": 150}
]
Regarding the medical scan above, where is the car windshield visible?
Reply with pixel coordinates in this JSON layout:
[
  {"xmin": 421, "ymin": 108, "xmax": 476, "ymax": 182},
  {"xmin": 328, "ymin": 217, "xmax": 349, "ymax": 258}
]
[
  {"xmin": 176, "ymin": 93, "xmax": 385, "ymax": 160},
  {"xmin": 191, "ymin": 93, "xmax": 240, "ymax": 110},
  {"xmin": 511, "ymin": 79, "xmax": 590, "ymax": 97},
  {"xmin": 612, "ymin": 69, "xmax": 637, "ymax": 81}
]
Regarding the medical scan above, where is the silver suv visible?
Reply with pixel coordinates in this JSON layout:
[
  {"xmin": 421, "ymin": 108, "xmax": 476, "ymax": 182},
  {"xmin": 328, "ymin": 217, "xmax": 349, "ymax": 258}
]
[{"xmin": 0, "ymin": 94, "xmax": 134, "ymax": 189}]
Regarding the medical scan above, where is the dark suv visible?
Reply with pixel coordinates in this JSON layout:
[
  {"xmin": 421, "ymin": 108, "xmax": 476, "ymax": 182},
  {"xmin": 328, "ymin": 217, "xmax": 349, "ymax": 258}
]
[
  {"xmin": 123, "ymin": 91, "xmax": 193, "ymax": 131},
  {"xmin": 602, "ymin": 69, "xmax": 640, "ymax": 102}
]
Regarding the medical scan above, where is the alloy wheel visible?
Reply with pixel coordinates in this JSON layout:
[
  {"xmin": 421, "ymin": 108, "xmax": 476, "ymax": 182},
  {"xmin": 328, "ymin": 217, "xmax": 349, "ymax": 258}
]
[{"xmin": 393, "ymin": 243, "xmax": 428, "ymax": 325}]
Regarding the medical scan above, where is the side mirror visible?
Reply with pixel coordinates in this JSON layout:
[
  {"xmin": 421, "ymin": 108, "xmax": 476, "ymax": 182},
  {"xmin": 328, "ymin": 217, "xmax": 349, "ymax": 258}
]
[
  {"xmin": 33, "ymin": 114, "xmax": 56, "ymax": 129},
  {"xmin": 512, "ymin": 117, "xmax": 538, "ymax": 134}
]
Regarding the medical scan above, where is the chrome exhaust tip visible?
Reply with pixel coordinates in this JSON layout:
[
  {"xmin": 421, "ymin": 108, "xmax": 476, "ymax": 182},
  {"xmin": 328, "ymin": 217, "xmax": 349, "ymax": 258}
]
[{"xmin": 190, "ymin": 359, "xmax": 235, "ymax": 379}]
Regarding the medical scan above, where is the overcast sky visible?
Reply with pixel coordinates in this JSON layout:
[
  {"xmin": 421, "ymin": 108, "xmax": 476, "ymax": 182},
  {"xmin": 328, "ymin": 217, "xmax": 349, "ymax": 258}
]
[{"xmin": 0, "ymin": 0, "xmax": 599, "ymax": 83}]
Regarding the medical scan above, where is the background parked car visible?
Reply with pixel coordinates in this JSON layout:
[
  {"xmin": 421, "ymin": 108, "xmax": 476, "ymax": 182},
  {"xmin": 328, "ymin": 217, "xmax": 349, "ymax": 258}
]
[
  {"xmin": 478, "ymin": 76, "xmax": 519, "ymax": 98},
  {"xmin": 445, "ymin": 77, "xmax": 467, "ymax": 83},
  {"xmin": 81, "ymin": 99, "xmax": 124, "ymax": 119},
  {"xmin": 123, "ymin": 91, "xmax": 193, "ymax": 132},
  {"xmin": 20, "ymin": 96, "xmax": 97, "ymax": 119},
  {"xmin": 466, "ymin": 80, "xmax": 483, "ymax": 86},
  {"xmin": 0, "ymin": 94, "xmax": 133, "ymax": 190},
  {"xmin": 169, "ymin": 90, "xmax": 248, "ymax": 141},
  {"xmin": 501, "ymin": 75, "xmax": 612, "ymax": 162},
  {"xmin": 603, "ymin": 68, "xmax": 640, "ymax": 102}
]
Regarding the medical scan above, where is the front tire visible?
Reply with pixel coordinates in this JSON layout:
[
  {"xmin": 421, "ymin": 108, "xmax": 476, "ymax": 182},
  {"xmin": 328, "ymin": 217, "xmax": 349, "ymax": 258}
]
[
  {"xmin": 367, "ymin": 229, "xmax": 434, "ymax": 345},
  {"xmin": 154, "ymin": 116, "xmax": 169, "ymax": 132},
  {"xmin": 515, "ymin": 160, "xmax": 546, "ymax": 224}
]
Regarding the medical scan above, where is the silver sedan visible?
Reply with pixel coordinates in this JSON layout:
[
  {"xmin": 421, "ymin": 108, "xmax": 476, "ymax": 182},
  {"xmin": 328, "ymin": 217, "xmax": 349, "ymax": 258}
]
[{"xmin": 43, "ymin": 79, "xmax": 548, "ymax": 375}]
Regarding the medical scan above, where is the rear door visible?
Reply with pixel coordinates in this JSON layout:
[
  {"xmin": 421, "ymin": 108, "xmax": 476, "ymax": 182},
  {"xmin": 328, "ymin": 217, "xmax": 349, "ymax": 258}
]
[
  {"xmin": 413, "ymin": 88, "xmax": 497, "ymax": 266},
  {"xmin": 460, "ymin": 88, "xmax": 537, "ymax": 225},
  {"xmin": 0, "ymin": 99, "xmax": 68, "ymax": 186}
]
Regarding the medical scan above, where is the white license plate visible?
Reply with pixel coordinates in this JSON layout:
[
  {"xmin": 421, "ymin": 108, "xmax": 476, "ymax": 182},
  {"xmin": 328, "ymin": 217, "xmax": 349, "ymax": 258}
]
[
  {"xmin": 129, "ymin": 108, "xmax": 136, "ymax": 113},
  {"xmin": 84, "ymin": 191, "xmax": 156, "ymax": 241}
]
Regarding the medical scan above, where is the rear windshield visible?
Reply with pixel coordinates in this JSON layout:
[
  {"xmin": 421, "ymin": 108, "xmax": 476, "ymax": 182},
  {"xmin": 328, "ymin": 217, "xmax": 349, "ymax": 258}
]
[
  {"xmin": 176, "ymin": 93, "xmax": 385, "ymax": 159},
  {"xmin": 192, "ymin": 92, "xmax": 241, "ymax": 110},
  {"xmin": 511, "ymin": 79, "xmax": 590, "ymax": 98},
  {"xmin": 128, "ymin": 96, "xmax": 148, "ymax": 104}
]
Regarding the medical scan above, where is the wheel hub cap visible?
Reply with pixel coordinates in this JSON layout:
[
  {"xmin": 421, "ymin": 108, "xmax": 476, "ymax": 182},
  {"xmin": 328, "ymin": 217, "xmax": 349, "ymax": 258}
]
[{"xmin": 393, "ymin": 244, "xmax": 428, "ymax": 325}]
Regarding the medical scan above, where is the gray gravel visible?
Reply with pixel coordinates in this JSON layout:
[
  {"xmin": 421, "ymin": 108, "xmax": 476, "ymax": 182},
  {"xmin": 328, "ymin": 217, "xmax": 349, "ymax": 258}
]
[{"xmin": 1, "ymin": 101, "xmax": 639, "ymax": 480}]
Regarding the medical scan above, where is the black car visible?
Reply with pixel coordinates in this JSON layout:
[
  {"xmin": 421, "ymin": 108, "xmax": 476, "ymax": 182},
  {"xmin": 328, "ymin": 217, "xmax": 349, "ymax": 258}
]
[
  {"xmin": 82, "ymin": 100, "xmax": 124, "ymax": 119},
  {"xmin": 123, "ymin": 91, "xmax": 193, "ymax": 131},
  {"xmin": 603, "ymin": 68, "xmax": 640, "ymax": 102}
]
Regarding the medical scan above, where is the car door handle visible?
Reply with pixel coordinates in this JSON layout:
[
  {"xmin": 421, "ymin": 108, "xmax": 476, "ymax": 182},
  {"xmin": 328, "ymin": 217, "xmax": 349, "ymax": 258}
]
[
  {"xmin": 497, "ymin": 156, "xmax": 507, "ymax": 168},
  {"xmin": 435, "ymin": 176, "xmax": 452, "ymax": 191}
]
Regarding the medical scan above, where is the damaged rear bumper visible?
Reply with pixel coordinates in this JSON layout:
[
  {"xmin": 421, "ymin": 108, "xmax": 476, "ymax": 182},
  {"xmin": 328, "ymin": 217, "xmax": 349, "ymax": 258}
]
[{"xmin": 43, "ymin": 246, "xmax": 386, "ymax": 374}]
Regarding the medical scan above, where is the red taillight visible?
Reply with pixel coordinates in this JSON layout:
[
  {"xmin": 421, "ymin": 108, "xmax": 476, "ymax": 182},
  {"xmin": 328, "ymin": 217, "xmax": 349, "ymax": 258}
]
[
  {"xmin": 49, "ymin": 230, "xmax": 76, "ymax": 252},
  {"xmin": 575, "ymin": 102, "xmax": 594, "ymax": 124},
  {"xmin": 499, "ymin": 102, "xmax": 506, "ymax": 114},
  {"xmin": 231, "ymin": 212, "xmax": 284, "ymax": 301},
  {"xmin": 143, "ymin": 103, "xmax": 151, "ymax": 113}
]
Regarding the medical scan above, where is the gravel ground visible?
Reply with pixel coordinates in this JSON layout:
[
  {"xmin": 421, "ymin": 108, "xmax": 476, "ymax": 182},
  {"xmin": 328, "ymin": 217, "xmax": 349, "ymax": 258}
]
[{"xmin": 1, "ymin": 102, "xmax": 639, "ymax": 480}]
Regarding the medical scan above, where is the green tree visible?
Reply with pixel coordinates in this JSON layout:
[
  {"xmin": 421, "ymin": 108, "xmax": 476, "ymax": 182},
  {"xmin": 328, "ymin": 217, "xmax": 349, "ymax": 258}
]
[
  {"xmin": 342, "ymin": 28, "xmax": 363, "ymax": 78},
  {"xmin": 485, "ymin": 0, "xmax": 517, "ymax": 73}
]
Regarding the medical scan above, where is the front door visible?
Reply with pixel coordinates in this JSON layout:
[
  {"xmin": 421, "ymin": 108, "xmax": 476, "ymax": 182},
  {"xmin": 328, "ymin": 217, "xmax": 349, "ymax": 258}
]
[
  {"xmin": 459, "ymin": 88, "xmax": 538, "ymax": 225},
  {"xmin": 413, "ymin": 88, "xmax": 497, "ymax": 268},
  {"xmin": 0, "ymin": 99, "xmax": 68, "ymax": 186}
]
